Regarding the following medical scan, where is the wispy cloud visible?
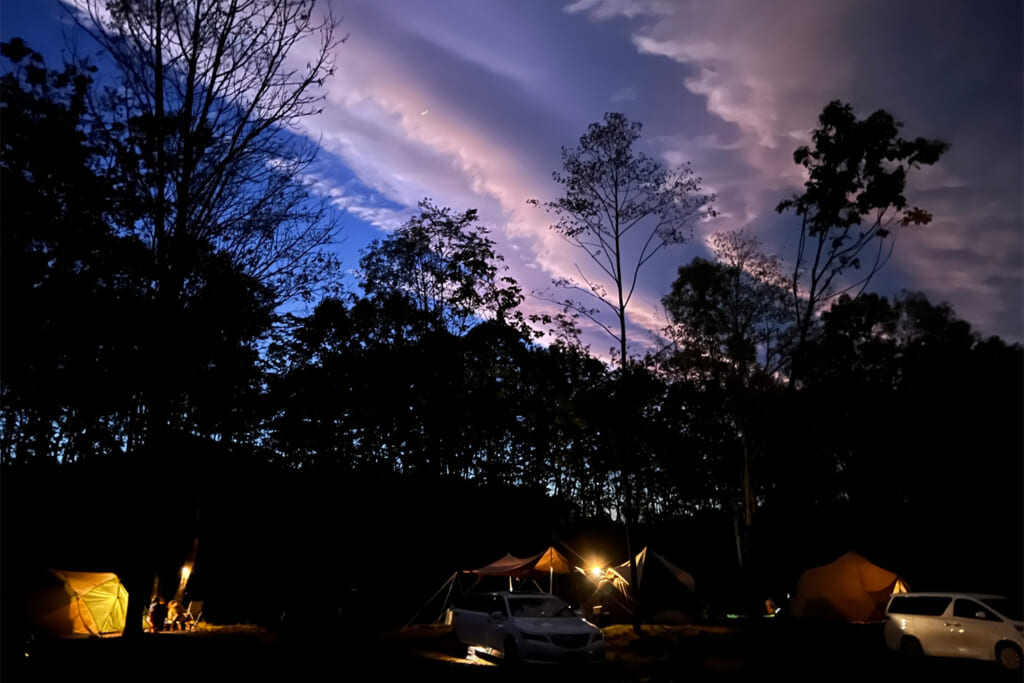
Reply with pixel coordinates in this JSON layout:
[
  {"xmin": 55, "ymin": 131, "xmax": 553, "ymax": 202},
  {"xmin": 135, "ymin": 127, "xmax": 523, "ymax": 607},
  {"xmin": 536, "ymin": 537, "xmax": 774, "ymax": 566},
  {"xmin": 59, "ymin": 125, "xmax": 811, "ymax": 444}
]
[
  {"xmin": 41, "ymin": 0, "xmax": 1015, "ymax": 347},
  {"xmin": 559, "ymin": 0, "xmax": 1024, "ymax": 342},
  {"xmin": 7, "ymin": 0, "xmax": 1016, "ymax": 350}
]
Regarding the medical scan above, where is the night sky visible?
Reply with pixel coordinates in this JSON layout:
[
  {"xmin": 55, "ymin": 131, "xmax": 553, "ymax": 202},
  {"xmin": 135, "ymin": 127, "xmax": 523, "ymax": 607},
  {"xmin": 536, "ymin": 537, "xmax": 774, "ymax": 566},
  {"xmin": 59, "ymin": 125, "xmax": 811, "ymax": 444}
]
[{"xmin": 3, "ymin": 0, "xmax": 1022, "ymax": 356}]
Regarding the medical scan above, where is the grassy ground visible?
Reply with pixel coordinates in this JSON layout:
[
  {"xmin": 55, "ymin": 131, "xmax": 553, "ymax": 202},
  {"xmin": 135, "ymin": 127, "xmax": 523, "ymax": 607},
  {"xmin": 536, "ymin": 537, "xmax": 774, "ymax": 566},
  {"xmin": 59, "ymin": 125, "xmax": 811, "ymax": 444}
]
[
  {"xmin": 11, "ymin": 618, "xmax": 1020, "ymax": 682},
  {"xmin": 393, "ymin": 618, "xmax": 1020, "ymax": 681}
]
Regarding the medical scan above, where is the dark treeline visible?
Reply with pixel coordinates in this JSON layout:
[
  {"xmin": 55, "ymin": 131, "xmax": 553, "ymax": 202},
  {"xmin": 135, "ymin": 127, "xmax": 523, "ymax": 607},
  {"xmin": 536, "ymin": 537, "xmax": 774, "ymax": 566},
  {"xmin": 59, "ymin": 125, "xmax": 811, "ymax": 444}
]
[{"xmin": 1, "ymin": 5, "xmax": 1021, "ymax": 643}]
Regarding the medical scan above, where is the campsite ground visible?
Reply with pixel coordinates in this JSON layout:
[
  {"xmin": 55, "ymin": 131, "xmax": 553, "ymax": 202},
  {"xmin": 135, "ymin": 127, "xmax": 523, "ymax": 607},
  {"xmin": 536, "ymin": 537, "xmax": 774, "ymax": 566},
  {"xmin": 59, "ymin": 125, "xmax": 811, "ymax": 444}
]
[{"xmin": 13, "ymin": 620, "xmax": 1019, "ymax": 682}]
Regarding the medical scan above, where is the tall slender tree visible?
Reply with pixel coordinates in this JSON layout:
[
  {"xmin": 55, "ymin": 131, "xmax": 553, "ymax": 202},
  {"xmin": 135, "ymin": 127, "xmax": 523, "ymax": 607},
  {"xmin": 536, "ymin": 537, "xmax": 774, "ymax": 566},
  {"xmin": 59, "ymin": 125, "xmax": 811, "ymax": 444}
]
[
  {"xmin": 536, "ymin": 112, "xmax": 714, "ymax": 633},
  {"xmin": 535, "ymin": 112, "xmax": 715, "ymax": 365}
]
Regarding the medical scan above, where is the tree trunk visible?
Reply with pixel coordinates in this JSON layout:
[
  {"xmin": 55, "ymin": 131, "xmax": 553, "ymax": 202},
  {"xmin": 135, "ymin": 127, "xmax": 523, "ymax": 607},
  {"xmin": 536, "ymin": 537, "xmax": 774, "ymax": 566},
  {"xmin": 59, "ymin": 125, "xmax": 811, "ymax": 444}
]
[
  {"xmin": 622, "ymin": 473, "xmax": 642, "ymax": 636},
  {"xmin": 118, "ymin": 567, "xmax": 153, "ymax": 638}
]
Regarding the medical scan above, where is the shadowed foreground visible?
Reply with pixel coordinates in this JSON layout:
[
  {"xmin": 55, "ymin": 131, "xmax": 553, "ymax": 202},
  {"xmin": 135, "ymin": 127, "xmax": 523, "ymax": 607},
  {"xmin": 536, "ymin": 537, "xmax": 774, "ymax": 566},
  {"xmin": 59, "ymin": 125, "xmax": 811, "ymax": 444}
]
[{"xmin": 12, "ymin": 620, "xmax": 1019, "ymax": 683}]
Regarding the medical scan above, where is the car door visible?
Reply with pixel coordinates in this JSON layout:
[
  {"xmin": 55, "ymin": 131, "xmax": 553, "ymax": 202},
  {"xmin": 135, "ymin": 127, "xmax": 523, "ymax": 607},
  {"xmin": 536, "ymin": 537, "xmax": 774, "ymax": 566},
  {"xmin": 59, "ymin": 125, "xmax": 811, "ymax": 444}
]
[
  {"xmin": 483, "ymin": 594, "xmax": 510, "ymax": 651},
  {"xmin": 917, "ymin": 598, "xmax": 959, "ymax": 657},
  {"xmin": 453, "ymin": 595, "xmax": 488, "ymax": 647},
  {"xmin": 951, "ymin": 598, "xmax": 1002, "ymax": 659}
]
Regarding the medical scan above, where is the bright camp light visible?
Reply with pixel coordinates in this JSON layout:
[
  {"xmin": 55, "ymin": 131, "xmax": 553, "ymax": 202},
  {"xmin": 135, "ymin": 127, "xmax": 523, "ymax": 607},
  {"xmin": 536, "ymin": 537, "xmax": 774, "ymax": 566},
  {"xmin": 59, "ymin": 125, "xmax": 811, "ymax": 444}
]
[
  {"xmin": 590, "ymin": 567, "xmax": 603, "ymax": 578},
  {"xmin": 181, "ymin": 565, "xmax": 191, "ymax": 580}
]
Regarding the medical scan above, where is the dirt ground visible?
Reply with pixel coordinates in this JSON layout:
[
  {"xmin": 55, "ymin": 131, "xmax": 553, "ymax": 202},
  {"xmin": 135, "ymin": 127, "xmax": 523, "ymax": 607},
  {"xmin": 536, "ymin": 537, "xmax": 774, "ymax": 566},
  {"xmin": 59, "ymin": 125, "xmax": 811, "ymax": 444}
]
[{"xmin": 10, "ymin": 619, "xmax": 1020, "ymax": 682}]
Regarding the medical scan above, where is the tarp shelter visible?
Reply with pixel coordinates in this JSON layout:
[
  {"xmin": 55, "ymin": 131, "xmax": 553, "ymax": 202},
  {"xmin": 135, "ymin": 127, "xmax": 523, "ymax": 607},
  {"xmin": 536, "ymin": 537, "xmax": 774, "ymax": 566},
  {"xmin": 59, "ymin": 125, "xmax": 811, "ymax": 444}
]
[
  {"xmin": 469, "ymin": 546, "xmax": 572, "ymax": 578},
  {"xmin": 588, "ymin": 547, "xmax": 699, "ymax": 624},
  {"xmin": 790, "ymin": 551, "xmax": 910, "ymax": 623},
  {"xmin": 402, "ymin": 546, "xmax": 576, "ymax": 628},
  {"xmin": 29, "ymin": 570, "xmax": 129, "ymax": 638},
  {"xmin": 467, "ymin": 546, "xmax": 573, "ymax": 593}
]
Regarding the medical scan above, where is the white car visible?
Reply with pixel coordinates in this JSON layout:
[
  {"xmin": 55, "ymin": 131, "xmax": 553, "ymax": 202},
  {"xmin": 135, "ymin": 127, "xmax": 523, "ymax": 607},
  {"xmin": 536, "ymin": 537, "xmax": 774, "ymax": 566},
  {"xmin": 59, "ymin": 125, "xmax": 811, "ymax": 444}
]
[
  {"xmin": 884, "ymin": 592, "xmax": 1023, "ymax": 671},
  {"xmin": 451, "ymin": 591, "xmax": 605, "ymax": 664}
]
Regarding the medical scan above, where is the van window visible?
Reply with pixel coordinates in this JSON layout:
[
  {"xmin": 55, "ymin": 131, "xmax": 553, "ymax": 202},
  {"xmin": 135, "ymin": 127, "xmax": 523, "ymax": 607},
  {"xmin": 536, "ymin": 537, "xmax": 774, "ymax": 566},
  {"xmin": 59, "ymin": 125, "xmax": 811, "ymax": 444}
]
[
  {"xmin": 953, "ymin": 599, "xmax": 999, "ymax": 621},
  {"xmin": 980, "ymin": 597, "xmax": 1023, "ymax": 621},
  {"xmin": 887, "ymin": 596, "xmax": 952, "ymax": 616}
]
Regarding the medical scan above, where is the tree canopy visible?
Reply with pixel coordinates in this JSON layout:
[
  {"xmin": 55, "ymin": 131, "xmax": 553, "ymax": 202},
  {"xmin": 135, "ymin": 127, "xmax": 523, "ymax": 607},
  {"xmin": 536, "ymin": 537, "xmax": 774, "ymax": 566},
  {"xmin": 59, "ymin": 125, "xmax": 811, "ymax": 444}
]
[
  {"xmin": 358, "ymin": 199, "xmax": 526, "ymax": 338},
  {"xmin": 1, "ymin": 41, "xmax": 1019, "ymax": 636},
  {"xmin": 535, "ymin": 111, "xmax": 715, "ymax": 364},
  {"xmin": 776, "ymin": 100, "xmax": 949, "ymax": 374}
]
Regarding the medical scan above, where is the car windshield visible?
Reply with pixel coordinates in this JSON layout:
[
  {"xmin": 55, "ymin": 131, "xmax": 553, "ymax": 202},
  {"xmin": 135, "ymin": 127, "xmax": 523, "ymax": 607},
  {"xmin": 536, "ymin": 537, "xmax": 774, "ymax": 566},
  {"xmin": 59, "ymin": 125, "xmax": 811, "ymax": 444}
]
[
  {"xmin": 507, "ymin": 596, "xmax": 575, "ymax": 618},
  {"xmin": 980, "ymin": 597, "xmax": 1023, "ymax": 621}
]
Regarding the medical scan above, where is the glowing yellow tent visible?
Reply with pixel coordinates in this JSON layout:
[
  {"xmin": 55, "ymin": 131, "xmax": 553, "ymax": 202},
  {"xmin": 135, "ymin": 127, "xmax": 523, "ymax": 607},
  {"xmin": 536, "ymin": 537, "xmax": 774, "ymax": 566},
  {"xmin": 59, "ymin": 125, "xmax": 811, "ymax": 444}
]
[
  {"xmin": 29, "ymin": 570, "xmax": 129, "ymax": 638},
  {"xmin": 791, "ymin": 551, "xmax": 909, "ymax": 623}
]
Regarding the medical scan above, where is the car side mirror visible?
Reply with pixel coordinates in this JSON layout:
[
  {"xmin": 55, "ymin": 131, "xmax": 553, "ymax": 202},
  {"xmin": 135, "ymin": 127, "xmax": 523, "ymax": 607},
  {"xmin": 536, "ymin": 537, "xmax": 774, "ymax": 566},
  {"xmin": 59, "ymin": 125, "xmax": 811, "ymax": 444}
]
[
  {"xmin": 573, "ymin": 609, "xmax": 584, "ymax": 617},
  {"xmin": 490, "ymin": 611, "xmax": 505, "ymax": 621},
  {"xmin": 975, "ymin": 611, "xmax": 987, "ymax": 620}
]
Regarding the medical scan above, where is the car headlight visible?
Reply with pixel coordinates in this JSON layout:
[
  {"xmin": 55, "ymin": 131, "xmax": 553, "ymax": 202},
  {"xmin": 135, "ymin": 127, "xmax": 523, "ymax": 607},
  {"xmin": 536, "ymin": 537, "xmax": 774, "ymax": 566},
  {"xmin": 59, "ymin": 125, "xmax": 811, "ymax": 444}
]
[{"xmin": 520, "ymin": 631, "xmax": 548, "ymax": 642}]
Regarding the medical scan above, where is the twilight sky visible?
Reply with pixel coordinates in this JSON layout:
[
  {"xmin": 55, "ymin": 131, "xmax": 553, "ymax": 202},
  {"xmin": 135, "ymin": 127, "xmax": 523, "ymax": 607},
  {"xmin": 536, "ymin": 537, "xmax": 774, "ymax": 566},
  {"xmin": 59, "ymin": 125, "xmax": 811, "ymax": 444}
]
[{"xmin": 4, "ymin": 0, "xmax": 1022, "ymax": 356}]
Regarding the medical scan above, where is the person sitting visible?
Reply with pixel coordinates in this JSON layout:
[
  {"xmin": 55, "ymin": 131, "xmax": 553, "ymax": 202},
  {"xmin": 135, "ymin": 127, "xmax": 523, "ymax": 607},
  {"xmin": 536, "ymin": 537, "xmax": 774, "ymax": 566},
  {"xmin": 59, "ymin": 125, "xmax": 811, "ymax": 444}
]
[{"xmin": 167, "ymin": 599, "xmax": 186, "ymax": 631}]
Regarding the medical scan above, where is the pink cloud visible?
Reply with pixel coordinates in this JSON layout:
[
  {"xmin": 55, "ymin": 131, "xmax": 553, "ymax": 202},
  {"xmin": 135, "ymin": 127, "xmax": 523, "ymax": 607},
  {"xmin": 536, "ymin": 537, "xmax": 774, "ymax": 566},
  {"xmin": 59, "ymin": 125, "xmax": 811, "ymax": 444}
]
[{"xmin": 570, "ymin": 0, "xmax": 1023, "ymax": 341}]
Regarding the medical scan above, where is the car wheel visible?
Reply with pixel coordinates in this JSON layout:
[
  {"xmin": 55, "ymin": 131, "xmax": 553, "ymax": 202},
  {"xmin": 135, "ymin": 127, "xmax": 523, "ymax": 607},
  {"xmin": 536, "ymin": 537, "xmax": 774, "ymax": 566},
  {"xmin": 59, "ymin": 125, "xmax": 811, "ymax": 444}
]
[
  {"xmin": 996, "ymin": 643, "xmax": 1022, "ymax": 671},
  {"xmin": 502, "ymin": 637, "xmax": 520, "ymax": 667},
  {"xmin": 900, "ymin": 637, "xmax": 924, "ymax": 657}
]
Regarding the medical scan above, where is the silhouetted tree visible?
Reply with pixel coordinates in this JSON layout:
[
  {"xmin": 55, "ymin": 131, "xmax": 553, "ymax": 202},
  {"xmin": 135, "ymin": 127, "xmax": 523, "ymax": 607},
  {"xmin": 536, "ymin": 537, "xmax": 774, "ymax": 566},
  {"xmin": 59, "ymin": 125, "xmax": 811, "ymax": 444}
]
[
  {"xmin": 0, "ymin": 39, "xmax": 280, "ymax": 642},
  {"xmin": 528, "ymin": 344, "xmax": 616, "ymax": 514},
  {"xmin": 0, "ymin": 39, "xmax": 149, "ymax": 464},
  {"xmin": 358, "ymin": 199, "xmax": 526, "ymax": 337},
  {"xmin": 535, "ymin": 112, "xmax": 715, "ymax": 633},
  {"xmin": 662, "ymin": 229, "xmax": 791, "ymax": 379},
  {"xmin": 0, "ymin": 37, "xmax": 275, "ymax": 463},
  {"xmin": 23, "ymin": 0, "xmax": 343, "ymax": 636},
  {"xmin": 264, "ymin": 296, "xmax": 425, "ymax": 471},
  {"xmin": 71, "ymin": 0, "xmax": 345, "ymax": 457},
  {"xmin": 776, "ymin": 100, "xmax": 948, "ymax": 380},
  {"xmin": 534, "ymin": 112, "xmax": 715, "ymax": 365},
  {"xmin": 661, "ymin": 229, "xmax": 790, "ymax": 572},
  {"xmin": 269, "ymin": 196, "xmax": 539, "ymax": 477},
  {"xmin": 791, "ymin": 291, "xmax": 1023, "ymax": 591},
  {"xmin": 77, "ymin": 0, "xmax": 345, "ymax": 302},
  {"xmin": 777, "ymin": 293, "xmax": 901, "ymax": 541}
]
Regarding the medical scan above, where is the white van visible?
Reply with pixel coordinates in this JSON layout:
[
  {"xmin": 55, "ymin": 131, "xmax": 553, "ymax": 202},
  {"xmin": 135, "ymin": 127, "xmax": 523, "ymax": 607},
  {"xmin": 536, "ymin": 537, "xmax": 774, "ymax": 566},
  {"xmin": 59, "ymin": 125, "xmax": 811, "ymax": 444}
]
[{"xmin": 884, "ymin": 592, "xmax": 1023, "ymax": 671}]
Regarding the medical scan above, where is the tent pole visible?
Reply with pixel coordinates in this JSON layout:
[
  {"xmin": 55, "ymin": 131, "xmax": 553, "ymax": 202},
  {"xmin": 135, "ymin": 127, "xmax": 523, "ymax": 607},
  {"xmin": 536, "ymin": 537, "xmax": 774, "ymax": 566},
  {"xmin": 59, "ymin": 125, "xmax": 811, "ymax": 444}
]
[
  {"xmin": 435, "ymin": 575, "xmax": 457, "ymax": 624},
  {"xmin": 402, "ymin": 572, "xmax": 457, "ymax": 631}
]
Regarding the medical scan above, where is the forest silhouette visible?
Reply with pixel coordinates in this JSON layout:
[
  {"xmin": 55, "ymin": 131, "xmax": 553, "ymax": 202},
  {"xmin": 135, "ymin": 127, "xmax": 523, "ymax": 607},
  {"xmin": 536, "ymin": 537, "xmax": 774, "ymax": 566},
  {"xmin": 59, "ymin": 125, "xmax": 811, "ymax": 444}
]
[{"xmin": 1, "ymin": 1, "xmax": 1020, "ymax": 649}]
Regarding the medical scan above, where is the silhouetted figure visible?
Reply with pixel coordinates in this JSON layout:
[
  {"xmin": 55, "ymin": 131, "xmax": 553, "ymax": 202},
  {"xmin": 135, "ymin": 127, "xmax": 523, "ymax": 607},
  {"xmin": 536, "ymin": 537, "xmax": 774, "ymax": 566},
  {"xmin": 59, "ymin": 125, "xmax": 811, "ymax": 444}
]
[{"xmin": 149, "ymin": 597, "xmax": 168, "ymax": 633}]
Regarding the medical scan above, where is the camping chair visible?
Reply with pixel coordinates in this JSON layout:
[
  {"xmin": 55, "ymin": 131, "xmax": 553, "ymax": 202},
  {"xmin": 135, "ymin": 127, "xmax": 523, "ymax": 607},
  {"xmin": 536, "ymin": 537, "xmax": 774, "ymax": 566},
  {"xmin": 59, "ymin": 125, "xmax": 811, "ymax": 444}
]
[{"xmin": 184, "ymin": 600, "xmax": 204, "ymax": 632}]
